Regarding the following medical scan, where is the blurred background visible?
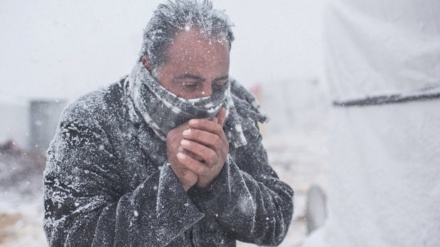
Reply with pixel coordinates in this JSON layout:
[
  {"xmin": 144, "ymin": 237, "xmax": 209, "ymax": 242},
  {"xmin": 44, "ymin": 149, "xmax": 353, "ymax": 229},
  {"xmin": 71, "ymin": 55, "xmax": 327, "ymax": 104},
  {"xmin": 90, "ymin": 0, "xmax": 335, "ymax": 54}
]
[
  {"xmin": 2, "ymin": 0, "xmax": 438, "ymax": 246},
  {"xmin": 0, "ymin": 1, "xmax": 328, "ymax": 246}
]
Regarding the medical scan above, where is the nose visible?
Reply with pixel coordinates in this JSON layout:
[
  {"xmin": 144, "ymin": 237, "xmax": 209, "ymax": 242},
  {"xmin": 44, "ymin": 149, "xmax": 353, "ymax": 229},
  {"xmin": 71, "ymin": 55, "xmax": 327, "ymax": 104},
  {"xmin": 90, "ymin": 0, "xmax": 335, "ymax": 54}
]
[{"xmin": 200, "ymin": 83, "xmax": 213, "ymax": 97}]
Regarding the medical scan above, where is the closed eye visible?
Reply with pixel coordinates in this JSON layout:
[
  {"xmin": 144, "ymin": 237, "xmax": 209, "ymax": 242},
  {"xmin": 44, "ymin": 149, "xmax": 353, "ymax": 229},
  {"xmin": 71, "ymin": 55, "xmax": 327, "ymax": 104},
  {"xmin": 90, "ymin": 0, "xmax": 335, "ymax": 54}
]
[
  {"xmin": 213, "ymin": 78, "xmax": 229, "ymax": 90},
  {"xmin": 214, "ymin": 79, "xmax": 228, "ymax": 86},
  {"xmin": 181, "ymin": 81, "xmax": 201, "ymax": 90},
  {"xmin": 173, "ymin": 73, "xmax": 205, "ymax": 91}
]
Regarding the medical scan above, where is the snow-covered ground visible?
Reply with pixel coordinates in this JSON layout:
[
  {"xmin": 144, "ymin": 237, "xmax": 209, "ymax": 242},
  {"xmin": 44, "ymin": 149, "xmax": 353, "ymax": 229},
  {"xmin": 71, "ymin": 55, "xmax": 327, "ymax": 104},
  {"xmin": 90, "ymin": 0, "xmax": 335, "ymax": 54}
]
[
  {"xmin": 0, "ymin": 195, "xmax": 46, "ymax": 247},
  {"xmin": 0, "ymin": 125, "xmax": 329, "ymax": 247},
  {"xmin": 0, "ymin": 148, "xmax": 47, "ymax": 247},
  {"xmin": 240, "ymin": 129, "xmax": 329, "ymax": 247}
]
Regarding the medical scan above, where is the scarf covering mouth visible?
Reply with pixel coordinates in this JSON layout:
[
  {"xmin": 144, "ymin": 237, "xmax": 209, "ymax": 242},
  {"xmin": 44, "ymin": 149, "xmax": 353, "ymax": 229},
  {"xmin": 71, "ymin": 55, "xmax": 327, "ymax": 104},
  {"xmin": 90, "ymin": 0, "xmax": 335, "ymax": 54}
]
[{"xmin": 126, "ymin": 62, "xmax": 267, "ymax": 148}]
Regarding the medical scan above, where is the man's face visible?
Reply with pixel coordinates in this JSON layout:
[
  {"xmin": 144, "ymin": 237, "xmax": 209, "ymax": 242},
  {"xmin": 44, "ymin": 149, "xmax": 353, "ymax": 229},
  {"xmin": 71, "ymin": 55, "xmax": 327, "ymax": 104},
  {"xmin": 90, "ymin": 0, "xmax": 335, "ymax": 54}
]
[{"xmin": 144, "ymin": 29, "xmax": 230, "ymax": 100}]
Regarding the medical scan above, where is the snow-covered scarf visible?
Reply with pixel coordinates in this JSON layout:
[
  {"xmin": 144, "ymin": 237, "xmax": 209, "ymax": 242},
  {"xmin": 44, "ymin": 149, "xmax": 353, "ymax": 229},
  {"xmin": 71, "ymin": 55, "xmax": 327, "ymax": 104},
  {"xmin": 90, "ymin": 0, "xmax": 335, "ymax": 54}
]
[{"xmin": 126, "ymin": 62, "xmax": 267, "ymax": 148}]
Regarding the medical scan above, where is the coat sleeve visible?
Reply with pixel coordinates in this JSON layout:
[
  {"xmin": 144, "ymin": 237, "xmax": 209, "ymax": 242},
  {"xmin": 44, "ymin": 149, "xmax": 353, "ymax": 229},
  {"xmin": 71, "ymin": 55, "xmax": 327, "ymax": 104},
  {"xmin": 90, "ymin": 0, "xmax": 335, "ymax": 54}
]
[
  {"xmin": 43, "ymin": 107, "xmax": 204, "ymax": 247},
  {"xmin": 188, "ymin": 121, "xmax": 294, "ymax": 246}
]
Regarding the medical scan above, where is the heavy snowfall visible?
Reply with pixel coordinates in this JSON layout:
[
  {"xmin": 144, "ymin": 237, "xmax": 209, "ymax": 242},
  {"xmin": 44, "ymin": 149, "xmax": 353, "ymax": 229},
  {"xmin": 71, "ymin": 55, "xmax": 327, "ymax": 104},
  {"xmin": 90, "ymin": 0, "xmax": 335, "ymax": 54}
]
[{"xmin": 1, "ymin": 0, "xmax": 440, "ymax": 246}]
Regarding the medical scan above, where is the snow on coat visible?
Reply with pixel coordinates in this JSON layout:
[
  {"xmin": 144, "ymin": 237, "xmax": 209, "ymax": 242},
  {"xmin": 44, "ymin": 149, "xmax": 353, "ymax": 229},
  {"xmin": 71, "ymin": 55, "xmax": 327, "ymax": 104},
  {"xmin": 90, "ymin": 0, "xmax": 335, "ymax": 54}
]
[{"xmin": 43, "ymin": 78, "xmax": 294, "ymax": 247}]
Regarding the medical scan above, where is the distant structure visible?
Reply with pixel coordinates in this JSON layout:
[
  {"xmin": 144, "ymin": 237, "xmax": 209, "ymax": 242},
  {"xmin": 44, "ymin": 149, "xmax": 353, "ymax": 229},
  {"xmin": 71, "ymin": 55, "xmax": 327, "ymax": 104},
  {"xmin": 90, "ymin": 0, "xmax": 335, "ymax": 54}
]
[
  {"xmin": 0, "ymin": 100, "xmax": 66, "ymax": 153},
  {"xmin": 0, "ymin": 102, "xmax": 28, "ymax": 149},
  {"xmin": 29, "ymin": 100, "xmax": 67, "ymax": 153}
]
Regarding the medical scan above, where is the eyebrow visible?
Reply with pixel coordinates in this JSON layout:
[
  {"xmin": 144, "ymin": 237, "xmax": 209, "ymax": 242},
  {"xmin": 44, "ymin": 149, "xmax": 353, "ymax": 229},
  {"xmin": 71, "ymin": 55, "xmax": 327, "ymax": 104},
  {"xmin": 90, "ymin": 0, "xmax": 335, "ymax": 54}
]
[
  {"xmin": 173, "ymin": 73, "xmax": 205, "ymax": 81},
  {"xmin": 213, "ymin": 75, "xmax": 229, "ymax": 82},
  {"xmin": 173, "ymin": 73, "xmax": 229, "ymax": 82}
]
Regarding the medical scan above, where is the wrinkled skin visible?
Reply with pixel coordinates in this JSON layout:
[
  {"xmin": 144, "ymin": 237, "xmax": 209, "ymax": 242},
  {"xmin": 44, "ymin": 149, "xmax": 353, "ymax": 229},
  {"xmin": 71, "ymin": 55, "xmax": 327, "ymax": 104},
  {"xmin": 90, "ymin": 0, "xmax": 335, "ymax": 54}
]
[{"xmin": 167, "ymin": 108, "xmax": 228, "ymax": 191}]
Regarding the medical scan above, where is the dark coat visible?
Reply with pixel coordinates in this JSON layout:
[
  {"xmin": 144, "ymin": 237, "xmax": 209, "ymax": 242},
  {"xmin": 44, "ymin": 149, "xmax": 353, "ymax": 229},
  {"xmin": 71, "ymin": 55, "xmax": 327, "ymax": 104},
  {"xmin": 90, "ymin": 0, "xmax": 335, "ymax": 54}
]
[{"xmin": 43, "ymin": 79, "xmax": 294, "ymax": 247}]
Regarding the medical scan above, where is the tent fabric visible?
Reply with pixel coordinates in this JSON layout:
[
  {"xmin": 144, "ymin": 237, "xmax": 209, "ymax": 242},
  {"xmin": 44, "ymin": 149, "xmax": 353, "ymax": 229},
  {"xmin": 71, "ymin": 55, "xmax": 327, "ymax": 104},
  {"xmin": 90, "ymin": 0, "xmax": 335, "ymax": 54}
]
[
  {"xmin": 305, "ymin": 102, "xmax": 440, "ymax": 247},
  {"xmin": 325, "ymin": 0, "xmax": 440, "ymax": 101},
  {"xmin": 304, "ymin": 0, "xmax": 440, "ymax": 246}
]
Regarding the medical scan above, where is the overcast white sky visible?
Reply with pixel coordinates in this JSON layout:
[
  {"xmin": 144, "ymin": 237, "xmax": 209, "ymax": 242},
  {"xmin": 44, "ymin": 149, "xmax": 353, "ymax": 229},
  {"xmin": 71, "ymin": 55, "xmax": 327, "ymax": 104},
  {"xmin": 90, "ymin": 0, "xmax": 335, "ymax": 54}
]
[{"xmin": 0, "ymin": 0, "xmax": 325, "ymax": 102}]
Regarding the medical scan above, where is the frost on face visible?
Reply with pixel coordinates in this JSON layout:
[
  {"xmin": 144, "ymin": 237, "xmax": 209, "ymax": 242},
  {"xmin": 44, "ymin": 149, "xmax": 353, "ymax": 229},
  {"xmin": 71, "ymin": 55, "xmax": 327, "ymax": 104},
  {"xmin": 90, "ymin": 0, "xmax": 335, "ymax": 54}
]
[
  {"xmin": 140, "ymin": 0, "xmax": 233, "ymax": 67},
  {"xmin": 41, "ymin": 44, "xmax": 292, "ymax": 245}
]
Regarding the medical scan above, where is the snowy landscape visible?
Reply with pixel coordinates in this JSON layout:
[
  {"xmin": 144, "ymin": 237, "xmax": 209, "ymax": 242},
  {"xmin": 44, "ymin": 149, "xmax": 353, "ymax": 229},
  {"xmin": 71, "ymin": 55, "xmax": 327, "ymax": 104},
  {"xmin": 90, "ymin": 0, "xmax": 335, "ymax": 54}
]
[{"xmin": 3, "ymin": 1, "xmax": 438, "ymax": 245}]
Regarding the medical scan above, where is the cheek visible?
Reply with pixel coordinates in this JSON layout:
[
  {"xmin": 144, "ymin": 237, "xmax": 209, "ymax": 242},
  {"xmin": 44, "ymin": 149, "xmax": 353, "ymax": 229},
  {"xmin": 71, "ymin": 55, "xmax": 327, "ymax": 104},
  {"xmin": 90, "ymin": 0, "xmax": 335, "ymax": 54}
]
[{"xmin": 154, "ymin": 69, "xmax": 178, "ymax": 92}]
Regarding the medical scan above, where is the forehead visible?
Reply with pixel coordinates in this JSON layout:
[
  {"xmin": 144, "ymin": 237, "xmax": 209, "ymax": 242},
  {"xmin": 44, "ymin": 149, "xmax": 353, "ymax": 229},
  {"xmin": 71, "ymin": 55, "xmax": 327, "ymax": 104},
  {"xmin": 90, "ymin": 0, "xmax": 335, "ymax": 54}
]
[{"xmin": 166, "ymin": 29, "xmax": 229, "ymax": 63}]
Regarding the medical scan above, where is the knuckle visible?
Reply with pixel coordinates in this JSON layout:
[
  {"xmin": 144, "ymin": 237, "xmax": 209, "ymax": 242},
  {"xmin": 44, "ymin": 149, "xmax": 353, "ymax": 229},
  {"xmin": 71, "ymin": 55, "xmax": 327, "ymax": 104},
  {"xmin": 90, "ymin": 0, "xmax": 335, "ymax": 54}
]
[
  {"xmin": 181, "ymin": 158, "xmax": 192, "ymax": 168},
  {"xmin": 198, "ymin": 166, "xmax": 206, "ymax": 175},
  {"xmin": 209, "ymin": 155, "xmax": 219, "ymax": 166},
  {"xmin": 182, "ymin": 170, "xmax": 194, "ymax": 181},
  {"xmin": 204, "ymin": 167, "xmax": 210, "ymax": 175},
  {"xmin": 214, "ymin": 137, "xmax": 223, "ymax": 149},
  {"xmin": 214, "ymin": 124, "xmax": 221, "ymax": 132},
  {"xmin": 192, "ymin": 129, "xmax": 202, "ymax": 139}
]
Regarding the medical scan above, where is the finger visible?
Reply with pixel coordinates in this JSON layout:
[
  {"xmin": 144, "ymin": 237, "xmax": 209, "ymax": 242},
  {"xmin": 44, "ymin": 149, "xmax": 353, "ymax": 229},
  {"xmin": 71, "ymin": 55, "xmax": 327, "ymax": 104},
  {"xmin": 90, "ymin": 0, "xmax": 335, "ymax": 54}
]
[
  {"xmin": 169, "ymin": 159, "xmax": 198, "ymax": 181},
  {"xmin": 176, "ymin": 166, "xmax": 198, "ymax": 180},
  {"xmin": 181, "ymin": 148, "xmax": 204, "ymax": 162},
  {"xmin": 188, "ymin": 118, "xmax": 224, "ymax": 137},
  {"xmin": 182, "ymin": 128, "xmax": 224, "ymax": 152},
  {"xmin": 179, "ymin": 169, "xmax": 199, "ymax": 192},
  {"xmin": 177, "ymin": 152, "xmax": 210, "ymax": 176},
  {"xmin": 216, "ymin": 108, "xmax": 227, "ymax": 126},
  {"xmin": 181, "ymin": 169, "xmax": 198, "ymax": 182},
  {"xmin": 180, "ymin": 139, "xmax": 219, "ymax": 166}
]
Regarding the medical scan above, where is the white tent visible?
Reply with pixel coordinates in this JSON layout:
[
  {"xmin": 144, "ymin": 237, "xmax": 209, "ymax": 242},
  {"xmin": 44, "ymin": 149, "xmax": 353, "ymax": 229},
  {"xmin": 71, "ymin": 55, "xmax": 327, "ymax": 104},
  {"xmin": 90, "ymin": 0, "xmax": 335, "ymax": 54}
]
[{"xmin": 304, "ymin": 0, "xmax": 440, "ymax": 246}]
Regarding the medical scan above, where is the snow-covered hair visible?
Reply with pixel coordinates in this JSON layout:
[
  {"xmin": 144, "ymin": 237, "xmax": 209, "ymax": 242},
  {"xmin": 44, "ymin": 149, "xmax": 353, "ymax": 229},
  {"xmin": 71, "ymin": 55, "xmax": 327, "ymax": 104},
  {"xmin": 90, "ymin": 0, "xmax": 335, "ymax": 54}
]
[{"xmin": 139, "ymin": 0, "xmax": 235, "ymax": 70}]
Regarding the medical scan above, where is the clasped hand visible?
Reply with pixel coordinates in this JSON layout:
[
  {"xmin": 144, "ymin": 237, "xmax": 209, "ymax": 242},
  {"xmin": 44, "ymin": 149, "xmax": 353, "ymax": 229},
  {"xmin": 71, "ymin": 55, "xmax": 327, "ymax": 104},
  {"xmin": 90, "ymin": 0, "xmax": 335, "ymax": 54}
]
[{"xmin": 166, "ymin": 108, "xmax": 229, "ymax": 191}]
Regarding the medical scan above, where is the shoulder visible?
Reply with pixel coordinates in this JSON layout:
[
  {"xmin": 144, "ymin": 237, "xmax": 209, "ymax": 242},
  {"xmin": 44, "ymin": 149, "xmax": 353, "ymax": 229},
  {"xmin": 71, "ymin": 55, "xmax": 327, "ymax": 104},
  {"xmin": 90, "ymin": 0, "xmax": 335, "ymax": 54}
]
[
  {"xmin": 60, "ymin": 79, "xmax": 126, "ymax": 127},
  {"xmin": 229, "ymin": 79, "xmax": 268, "ymax": 133}
]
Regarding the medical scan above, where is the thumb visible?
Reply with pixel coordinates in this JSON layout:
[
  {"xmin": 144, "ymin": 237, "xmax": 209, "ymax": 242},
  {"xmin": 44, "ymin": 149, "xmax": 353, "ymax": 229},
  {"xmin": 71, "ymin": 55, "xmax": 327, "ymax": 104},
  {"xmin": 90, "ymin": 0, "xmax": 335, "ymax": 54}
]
[{"xmin": 217, "ymin": 108, "xmax": 227, "ymax": 126}]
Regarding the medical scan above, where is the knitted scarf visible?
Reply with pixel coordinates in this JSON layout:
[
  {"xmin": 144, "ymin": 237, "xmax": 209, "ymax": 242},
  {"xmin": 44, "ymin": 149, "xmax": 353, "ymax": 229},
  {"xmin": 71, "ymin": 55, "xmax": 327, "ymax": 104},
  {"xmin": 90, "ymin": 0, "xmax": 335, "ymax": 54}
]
[{"xmin": 126, "ymin": 62, "xmax": 267, "ymax": 148}]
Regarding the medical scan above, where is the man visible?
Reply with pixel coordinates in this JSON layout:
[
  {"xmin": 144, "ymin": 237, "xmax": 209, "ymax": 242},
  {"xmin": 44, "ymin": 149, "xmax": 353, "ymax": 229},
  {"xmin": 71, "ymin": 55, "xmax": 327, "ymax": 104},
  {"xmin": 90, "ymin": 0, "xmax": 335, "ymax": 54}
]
[{"xmin": 43, "ymin": 1, "xmax": 294, "ymax": 246}]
